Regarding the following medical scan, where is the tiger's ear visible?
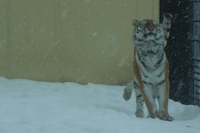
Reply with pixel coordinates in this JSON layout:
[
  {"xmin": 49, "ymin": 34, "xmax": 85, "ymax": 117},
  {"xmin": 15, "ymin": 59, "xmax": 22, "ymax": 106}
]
[{"xmin": 132, "ymin": 19, "xmax": 139, "ymax": 27}]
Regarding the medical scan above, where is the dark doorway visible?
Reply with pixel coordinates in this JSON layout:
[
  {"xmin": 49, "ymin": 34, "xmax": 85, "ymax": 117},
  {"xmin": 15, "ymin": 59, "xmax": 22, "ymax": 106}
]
[{"xmin": 160, "ymin": 0, "xmax": 200, "ymax": 105}]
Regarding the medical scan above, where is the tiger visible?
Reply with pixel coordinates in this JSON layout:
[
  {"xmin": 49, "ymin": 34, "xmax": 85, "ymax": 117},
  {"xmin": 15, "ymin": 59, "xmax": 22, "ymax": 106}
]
[{"xmin": 123, "ymin": 13, "xmax": 174, "ymax": 121}]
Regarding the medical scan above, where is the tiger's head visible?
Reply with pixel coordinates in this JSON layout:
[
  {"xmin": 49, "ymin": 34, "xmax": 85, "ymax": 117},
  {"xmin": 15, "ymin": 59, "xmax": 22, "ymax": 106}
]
[
  {"xmin": 132, "ymin": 13, "xmax": 172, "ymax": 48},
  {"xmin": 132, "ymin": 19, "xmax": 164, "ymax": 45}
]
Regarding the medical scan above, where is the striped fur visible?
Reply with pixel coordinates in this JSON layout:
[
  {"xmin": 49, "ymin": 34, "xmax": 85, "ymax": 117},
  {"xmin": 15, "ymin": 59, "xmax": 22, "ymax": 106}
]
[{"xmin": 123, "ymin": 13, "xmax": 173, "ymax": 121}]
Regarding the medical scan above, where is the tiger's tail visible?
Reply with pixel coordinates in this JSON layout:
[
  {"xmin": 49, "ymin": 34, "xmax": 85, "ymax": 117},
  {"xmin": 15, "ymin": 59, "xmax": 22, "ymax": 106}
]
[
  {"xmin": 123, "ymin": 79, "xmax": 134, "ymax": 101},
  {"xmin": 162, "ymin": 13, "xmax": 173, "ymax": 46}
]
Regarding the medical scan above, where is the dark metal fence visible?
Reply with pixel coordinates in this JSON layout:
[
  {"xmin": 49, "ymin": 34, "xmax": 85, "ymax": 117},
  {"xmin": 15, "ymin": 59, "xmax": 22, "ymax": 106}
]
[
  {"xmin": 189, "ymin": 0, "xmax": 200, "ymax": 105},
  {"xmin": 160, "ymin": 0, "xmax": 200, "ymax": 105}
]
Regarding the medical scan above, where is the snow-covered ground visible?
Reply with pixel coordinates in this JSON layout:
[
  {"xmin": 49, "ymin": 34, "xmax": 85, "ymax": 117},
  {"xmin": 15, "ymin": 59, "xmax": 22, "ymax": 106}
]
[{"xmin": 0, "ymin": 77, "xmax": 199, "ymax": 133}]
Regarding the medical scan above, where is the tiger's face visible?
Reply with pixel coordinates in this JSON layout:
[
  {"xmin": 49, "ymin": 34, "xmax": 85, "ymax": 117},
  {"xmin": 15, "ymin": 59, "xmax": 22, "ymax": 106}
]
[{"xmin": 132, "ymin": 19, "xmax": 164, "ymax": 45}]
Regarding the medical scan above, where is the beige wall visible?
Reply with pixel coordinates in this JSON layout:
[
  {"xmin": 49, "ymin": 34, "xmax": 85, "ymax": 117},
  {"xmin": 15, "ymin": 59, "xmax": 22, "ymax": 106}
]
[{"xmin": 0, "ymin": 0, "xmax": 159, "ymax": 85}]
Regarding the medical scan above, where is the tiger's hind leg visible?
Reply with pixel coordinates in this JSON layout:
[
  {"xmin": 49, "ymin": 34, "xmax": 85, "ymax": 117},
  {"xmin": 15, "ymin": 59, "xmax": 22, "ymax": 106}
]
[{"xmin": 157, "ymin": 80, "xmax": 174, "ymax": 121}]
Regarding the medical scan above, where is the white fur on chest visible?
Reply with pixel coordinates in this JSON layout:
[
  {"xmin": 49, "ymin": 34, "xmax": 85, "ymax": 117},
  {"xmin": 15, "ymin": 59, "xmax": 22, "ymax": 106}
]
[
  {"xmin": 136, "ymin": 40, "xmax": 165, "ymax": 71},
  {"xmin": 141, "ymin": 67, "xmax": 165, "ymax": 85},
  {"xmin": 135, "ymin": 52, "xmax": 166, "ymax": 86},
  {"xmin": 143, "ymin": 54, "xmax": 161, "ymax": 70}
]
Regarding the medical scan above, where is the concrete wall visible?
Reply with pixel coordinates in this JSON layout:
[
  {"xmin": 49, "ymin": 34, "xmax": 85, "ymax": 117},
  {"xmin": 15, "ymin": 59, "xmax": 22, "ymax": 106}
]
[{"xmin": 0, "ymin": 0, "xmax": 159, "ymax": 85}]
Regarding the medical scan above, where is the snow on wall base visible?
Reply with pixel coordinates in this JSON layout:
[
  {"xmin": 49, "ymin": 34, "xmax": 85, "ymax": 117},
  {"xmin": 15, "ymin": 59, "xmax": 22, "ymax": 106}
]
[{"xmin": 0, "ymin": 77, "xmax": 200, "ymax": 133}]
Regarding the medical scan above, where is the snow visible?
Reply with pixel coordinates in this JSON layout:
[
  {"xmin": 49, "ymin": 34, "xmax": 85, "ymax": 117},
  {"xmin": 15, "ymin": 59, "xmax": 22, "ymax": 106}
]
[{"xmin": 0, "ymin": 77, "xmax": 199, "ymax": 133}]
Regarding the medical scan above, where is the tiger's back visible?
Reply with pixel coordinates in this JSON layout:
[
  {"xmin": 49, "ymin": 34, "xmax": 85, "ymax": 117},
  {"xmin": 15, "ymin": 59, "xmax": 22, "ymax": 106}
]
[{"xmin": 123, "ymin": 13, "xmax": 173, "ymax": 121}]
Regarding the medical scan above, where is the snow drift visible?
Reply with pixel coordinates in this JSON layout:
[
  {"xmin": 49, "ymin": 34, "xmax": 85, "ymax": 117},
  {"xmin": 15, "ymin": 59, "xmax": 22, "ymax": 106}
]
[{"xmin": 0, "ymin": 77, "xmax": 199, "ymax": 133}]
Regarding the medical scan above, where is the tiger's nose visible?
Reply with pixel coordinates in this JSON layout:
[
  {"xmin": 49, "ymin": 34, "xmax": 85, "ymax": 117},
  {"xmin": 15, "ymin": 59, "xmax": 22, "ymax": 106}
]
[{"xmin": 147, "ymin": 28, "xmax": 154, "ymax": 32}]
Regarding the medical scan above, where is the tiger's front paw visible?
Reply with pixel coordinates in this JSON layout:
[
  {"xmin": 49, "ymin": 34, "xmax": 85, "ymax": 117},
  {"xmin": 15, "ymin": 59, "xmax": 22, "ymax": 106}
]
[
  {"xmin": 147, "ymin": 112, "xmax": 158, "ymax": 119},
  {"xmin": 123, "ymin": 87, "xmax": 132, "ymax": 101},
  {"xmin": 159, "ymin": 115, "xmax": 174, "ymax": 121},
  {"xmin": 135, "ymin": 110, "xmax": 144, "ymax": 118}
]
